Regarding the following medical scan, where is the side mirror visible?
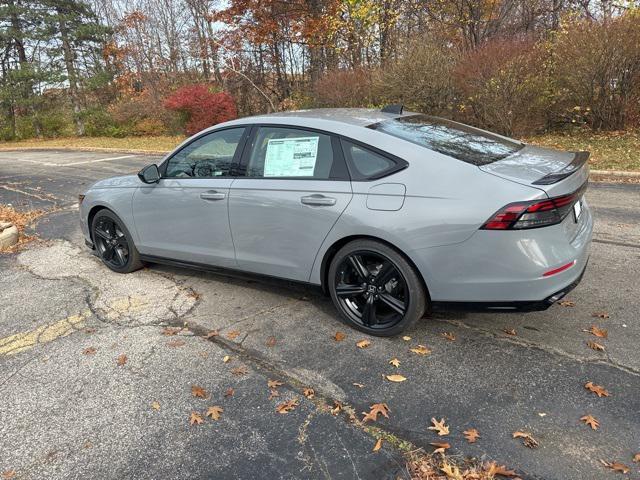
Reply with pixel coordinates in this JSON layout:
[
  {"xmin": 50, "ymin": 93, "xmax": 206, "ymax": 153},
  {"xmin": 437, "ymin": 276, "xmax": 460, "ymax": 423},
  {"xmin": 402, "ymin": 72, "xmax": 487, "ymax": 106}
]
[{"xmin": 138, "ymin": 164, "xmax": 160, "ymax": 184}]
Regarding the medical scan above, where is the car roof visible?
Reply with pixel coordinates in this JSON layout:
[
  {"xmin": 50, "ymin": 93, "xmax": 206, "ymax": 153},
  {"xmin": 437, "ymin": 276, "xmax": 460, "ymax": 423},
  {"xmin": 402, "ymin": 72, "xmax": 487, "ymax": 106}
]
[{"xmin": 222, "ymin": 108, "xmax": 415, "ymax": 130}]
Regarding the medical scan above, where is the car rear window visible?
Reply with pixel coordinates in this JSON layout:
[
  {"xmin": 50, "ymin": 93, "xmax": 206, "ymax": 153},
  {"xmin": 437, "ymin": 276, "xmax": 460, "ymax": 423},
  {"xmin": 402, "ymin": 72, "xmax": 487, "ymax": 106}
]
[{"xmin": 368, "ymin": 114, "xmax": 523, "ymax": 166}]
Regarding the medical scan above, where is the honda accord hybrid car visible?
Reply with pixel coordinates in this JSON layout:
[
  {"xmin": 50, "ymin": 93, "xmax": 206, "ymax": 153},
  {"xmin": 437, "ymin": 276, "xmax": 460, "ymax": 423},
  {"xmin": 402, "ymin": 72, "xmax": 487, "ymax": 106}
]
[{"xmin": 79, "ymin": 107, "xmax": 592, "ymax": 336}]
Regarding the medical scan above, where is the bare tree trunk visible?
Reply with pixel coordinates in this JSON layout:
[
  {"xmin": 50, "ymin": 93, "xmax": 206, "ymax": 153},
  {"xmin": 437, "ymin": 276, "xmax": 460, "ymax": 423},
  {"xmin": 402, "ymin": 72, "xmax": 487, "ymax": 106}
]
[{"xmin": 58, "ymin": 12, "xmax": 85, "ymax": 136}]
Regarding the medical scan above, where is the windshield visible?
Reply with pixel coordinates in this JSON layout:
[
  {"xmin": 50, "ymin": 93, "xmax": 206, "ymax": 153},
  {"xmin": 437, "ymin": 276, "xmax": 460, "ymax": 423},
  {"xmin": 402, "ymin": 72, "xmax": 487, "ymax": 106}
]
[{"xmin": 368, "ymin": 114, "xmax": 523, "ymax": 166}]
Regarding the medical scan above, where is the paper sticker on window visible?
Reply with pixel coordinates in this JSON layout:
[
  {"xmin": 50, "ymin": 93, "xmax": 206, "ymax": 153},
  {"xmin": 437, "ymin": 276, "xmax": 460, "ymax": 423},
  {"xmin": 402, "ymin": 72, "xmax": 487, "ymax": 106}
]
[{"xmin": 264, "ymin": 137, "xmax": 319, "ymax": 177}]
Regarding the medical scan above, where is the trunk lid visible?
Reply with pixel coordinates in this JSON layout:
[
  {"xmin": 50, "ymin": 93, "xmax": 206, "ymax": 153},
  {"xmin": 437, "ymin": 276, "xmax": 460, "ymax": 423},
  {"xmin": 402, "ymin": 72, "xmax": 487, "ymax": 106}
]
[{"xmin": 479, "ymin": 144, "xmax": 589, "ymax": 198}]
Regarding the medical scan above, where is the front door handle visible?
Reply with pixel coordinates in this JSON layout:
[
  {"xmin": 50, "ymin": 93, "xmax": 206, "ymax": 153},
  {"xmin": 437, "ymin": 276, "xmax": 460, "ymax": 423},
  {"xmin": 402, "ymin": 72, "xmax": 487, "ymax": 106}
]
[
  {"xmin": 301, "ymin": 195, "xmax": 336, "ymax": 206},
  {"xmin": 200, "ymin": 191, "xmax": 226, "ymax": 201}
]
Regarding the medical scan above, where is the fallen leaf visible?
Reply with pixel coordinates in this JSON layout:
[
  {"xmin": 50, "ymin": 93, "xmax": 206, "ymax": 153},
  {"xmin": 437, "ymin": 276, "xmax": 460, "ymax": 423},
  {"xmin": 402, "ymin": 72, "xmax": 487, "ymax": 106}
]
[
  {"xmin": 83, "ymin": 441, "xmax": 92, "ymax": 449},
  {"xmin": 166, "ymin": 339, "xmax": 185, "ymax": 347},
  {"xmin": 430, "ymin": 441, "xmax": 450, "ymax": 453},
  {"xmin": 352, "ymin": 382, "xmax": 365, "ymax": 388},
  {"xmin": 633, "ymin": 453, "xmax": 640, "ymax": 463},
  {"xmin": 206, "ymin": 406, "xmax": 223, "ymax": 420},
  {"xmin": 440, "ymin": 462, "xmax": 462, "ymax": 479},
  {"xmin": 587, "ymin": 341, "xmax": 605, "ymax": 352},
  {"xmin": 585, "ymin": 381, "xmax": 610, "ymax": 397},
  {"xmin": 373, "ymin": 438, "xmax": 383, "ymax": 452},
  {"xmin": 303, "ymin": 387, "xmax": 315, "ymax": 399},
  {"xmin": 191, "ymin": 385, "xmax": 208, "ymax": 399},
  {"xmin": 592, "ymin": 311, "xmax": 610, "ymax": 319},
  {"xmin": 503, "ymin": 328, "xmax": 517, "ymax": 336},
  {"xmin": 82, "ymin": 347, "xmax": 97, "ymax": 355},
  {"xmin": 584, "ymin": 325, "xmax": 608, "ymax": 338},
  {"xmin": 1, "ymin": 471, "xmax": 16, "ymax": 480},
  {"xmin": 356, "ymin": 339, "xmax": 371, "ymax": 349},
  {"xmin": 389, "ymin": 357, "xmax": 401, "ymax": 368},
  {"xmin": 189, "ymin": 412, "xmax": 204, "ymax": 425},
  {"xmin": 410, "ymin": 345, "xmax": 431, "ymax": 356},
  {"xmin": 334, "ymin": 331, "xmax": 346, "ymax": 341},
  {"xmin": 224, "ymin": 388, "xmax": 234, "ymax": 397},
  {"xmin": 116, "ymin": 354, "xmax": 127, "ymax": 366},
  {"xmin": 441, "ymin": 332, "xmax": 456, "ymax": 341},
  {"xmin": 275, "ymin": 398, "xmax": 299, "ymax": 414},
  {"xmin": 580, "ymin": 414, "xmax": 599, "ymax": 430},
  {"xmin": 84, "ymin": 327, "xmax": 96, "ymax": 334},
  {"xmin": 226, "ymin": 330, "xmax": 240, "ymax": 340},
  {"xmin": 484, "ymin": 462, "xmax": 518, "ymax": 478},
  {"xmin": 231, "ymin": 365, "xmax": 248, "ymax": 376},
  {"xmin": 428, "ymin": 418, "xmax": 450, "ymax": 436},
  {"xmin": 223, "ymin": 355, "xmax": 230, "ymax": 363},
  {"xmin": 204, "ymin": 330, "xmax": 219, "ymax": 339},
  {"xmin": 559, "ymin": 300, "xmax": 575, "ymax": 307},
  {"xmin": 151, "ymin": 401, "xmax": 161, "ymax": 411},
  {"xmin": 402, "ymin": 335, "xmax": 411, "ymax": 341},
  {"xmin": 600, "ymin": 460, "xmax": 630, "ymax": 474},
  {"xmin": 385, "ymin": 374, "xmax": 407, "ymax": 382},
  {"xmin": 331, "ymin": 401, "xmax": 343, "ymax": 415},
  {"xmin": 162, "ymin": 327, "xmax": 181, "ymax": 336},
  {"xmin": 463, "ymin": 428, "xmax": 480, "ymax": 443},
  {"xmin": 362, "ymin": 403, "xmax": 390, "ymax": 422},
  {"xmin": 267, "ymin": 379, "xmax": 283, "ymax": 389},
  {"xmin": 268, "ymin": 389, "xmax": 280, "ymax": 400},
  {"xmin": 513, "ymin": 431, "xmax": 539, "ymax": 448},
  {"xmin": 265, "ymin": 336, "xmax": 277, "ymax": 347},
  {"xmin": 198, "ymin": 351, "xmax": 209, "ymax": 358}
]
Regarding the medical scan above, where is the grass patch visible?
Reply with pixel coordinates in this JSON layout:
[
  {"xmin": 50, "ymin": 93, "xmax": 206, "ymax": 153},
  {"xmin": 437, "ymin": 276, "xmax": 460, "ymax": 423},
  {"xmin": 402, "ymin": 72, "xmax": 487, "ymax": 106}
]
[
  {"xmin": 526, "ymin": 129, "xmax": 640, "ymax": 171},
  {"xmin": 0, "ymin": 136, "xmax": 184, "ymax": 154}
]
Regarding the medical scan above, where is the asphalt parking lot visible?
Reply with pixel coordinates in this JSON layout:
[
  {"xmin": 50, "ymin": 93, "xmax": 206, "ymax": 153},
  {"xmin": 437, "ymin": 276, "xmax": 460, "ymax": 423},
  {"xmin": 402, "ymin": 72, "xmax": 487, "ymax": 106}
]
[{"xmin": 1, "ymin": 150, "xmax": 639, "ymax": 480}]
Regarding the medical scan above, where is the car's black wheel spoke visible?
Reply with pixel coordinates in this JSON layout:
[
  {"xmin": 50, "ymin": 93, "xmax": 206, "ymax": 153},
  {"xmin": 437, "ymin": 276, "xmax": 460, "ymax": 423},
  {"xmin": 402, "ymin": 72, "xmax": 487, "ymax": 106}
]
[
  {"xmin": 348, "ymin": 255, "xmax": 369, "ymax": 280},
  {"xmin": 378, "ymin": 292, "xmax": 406, "ymax": 315},
  {"xmin": 94, "ymin": 216, "xmax": 129, "ymax": 269},
  {"xmin": 336, "ymin": 284, "xmax": 366, "ymax": 297},
  {"xmin": 334, "ymin": 250, "xmax": 409, "ymax": 330},
  {"xmin": 361, "ymin": 295, "xmax": 376, "ymax": 326}
]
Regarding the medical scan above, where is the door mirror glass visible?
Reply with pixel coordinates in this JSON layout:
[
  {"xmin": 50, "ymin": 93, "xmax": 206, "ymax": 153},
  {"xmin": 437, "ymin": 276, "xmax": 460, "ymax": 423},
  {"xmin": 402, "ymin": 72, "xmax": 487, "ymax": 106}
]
[{"xmin": 138, "ymin": 164, "xmax": 160, "ymax": 184}]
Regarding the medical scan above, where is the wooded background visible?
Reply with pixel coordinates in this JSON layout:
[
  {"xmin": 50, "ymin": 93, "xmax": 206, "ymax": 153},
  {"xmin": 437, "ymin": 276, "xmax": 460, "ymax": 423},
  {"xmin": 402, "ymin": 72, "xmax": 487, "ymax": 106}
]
[{"xmin": 1, "ymin": 0, "xmax": 640, "ymax": 140}]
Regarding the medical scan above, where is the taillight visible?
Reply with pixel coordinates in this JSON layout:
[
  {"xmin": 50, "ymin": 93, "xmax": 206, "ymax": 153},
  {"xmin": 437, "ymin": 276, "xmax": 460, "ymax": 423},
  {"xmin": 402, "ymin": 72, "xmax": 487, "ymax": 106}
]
[{"xmin": 481, "ymin": 189, "xmax": 583, "ymax": 230}]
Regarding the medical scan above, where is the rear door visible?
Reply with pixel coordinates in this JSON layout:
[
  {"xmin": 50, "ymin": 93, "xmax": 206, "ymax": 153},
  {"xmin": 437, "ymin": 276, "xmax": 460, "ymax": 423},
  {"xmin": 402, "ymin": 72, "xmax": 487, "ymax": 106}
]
[
  {"xmin": 228, "ymin": 125, "xmax": 352, "ymax": 281},
  {"xmin": 132, "ymin": 127, "xmax": 247, "ymax": 267}
]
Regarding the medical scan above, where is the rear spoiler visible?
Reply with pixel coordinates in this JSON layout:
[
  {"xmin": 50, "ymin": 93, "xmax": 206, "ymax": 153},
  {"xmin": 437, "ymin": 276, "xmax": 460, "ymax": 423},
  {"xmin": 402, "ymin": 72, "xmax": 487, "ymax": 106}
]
[{"xmin": 532, "ymin": 151, "xmax": 590, "ymax": 185}]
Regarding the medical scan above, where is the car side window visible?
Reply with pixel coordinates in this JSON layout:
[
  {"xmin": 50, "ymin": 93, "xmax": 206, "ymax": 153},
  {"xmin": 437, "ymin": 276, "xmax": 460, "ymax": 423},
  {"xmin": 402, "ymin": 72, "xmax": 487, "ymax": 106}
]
[
  {"xmin": 244, "ymin": 127, "xmax": 341, "ymax": 179},
  {"xmin": 164, "ymin": 128, "xmax": 246, "ymax": 178},
  {"xmin": 340, "ymin": 140, "xmax": 399, "ymax": 180}
]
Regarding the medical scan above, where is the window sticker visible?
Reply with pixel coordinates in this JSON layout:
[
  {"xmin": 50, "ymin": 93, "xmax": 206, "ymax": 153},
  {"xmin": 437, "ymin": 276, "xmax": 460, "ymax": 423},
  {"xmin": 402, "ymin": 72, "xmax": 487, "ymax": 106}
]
[{"xmin": 264, "ymin": 136, "xmax": 319, "ymax": 177}]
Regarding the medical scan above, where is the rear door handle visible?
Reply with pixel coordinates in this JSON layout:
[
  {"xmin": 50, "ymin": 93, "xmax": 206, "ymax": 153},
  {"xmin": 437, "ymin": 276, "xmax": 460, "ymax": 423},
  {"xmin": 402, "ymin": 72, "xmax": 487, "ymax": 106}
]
[
  {"xmin": 301, "ymin": 195, "xmax": 336, "ymax": 206},
  {"xmin": 200, "ymin": 191, "xmax": 226, "ymax": 201}
]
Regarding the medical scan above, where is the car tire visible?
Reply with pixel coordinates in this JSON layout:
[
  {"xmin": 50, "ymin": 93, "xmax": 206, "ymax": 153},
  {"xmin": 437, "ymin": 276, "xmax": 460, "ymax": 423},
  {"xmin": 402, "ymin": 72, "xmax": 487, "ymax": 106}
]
[
  {"xmin": 328, "ymin": 239, "xmax": 427, "ymax": 337},
  {"xmin": 91, "ymin": 209, "xmax": 143, "ymax": 274}
]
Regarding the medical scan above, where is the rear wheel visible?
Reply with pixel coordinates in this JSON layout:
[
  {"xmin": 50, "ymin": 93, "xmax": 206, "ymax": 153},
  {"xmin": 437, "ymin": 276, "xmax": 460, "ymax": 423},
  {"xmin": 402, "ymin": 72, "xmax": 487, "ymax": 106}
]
[
  {"xmin": 328, "ymin": 239, "xmax": 426, "ymax": 336},
  {"xmin": 91, "ymin": 209, "xmax": 142, "ymax": 273}
]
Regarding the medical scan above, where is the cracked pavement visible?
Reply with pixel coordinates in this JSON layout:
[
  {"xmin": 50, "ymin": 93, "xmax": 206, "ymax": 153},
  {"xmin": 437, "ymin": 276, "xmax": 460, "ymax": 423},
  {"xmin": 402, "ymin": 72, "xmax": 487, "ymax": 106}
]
[{"xmin": 1, "ymin": 150, "xmax": 639, "ymax": 479}]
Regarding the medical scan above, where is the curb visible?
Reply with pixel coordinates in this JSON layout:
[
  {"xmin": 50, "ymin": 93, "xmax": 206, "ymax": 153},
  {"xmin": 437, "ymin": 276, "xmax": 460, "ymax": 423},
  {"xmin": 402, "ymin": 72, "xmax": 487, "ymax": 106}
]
[{"xmin": 590, "ymin": 169, "xmax": 640, "ymax": 178}]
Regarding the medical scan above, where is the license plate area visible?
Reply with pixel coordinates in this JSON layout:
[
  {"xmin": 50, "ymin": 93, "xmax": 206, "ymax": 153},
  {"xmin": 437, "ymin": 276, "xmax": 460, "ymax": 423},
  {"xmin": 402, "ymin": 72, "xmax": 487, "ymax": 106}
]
[{"xmin": 573, "ymin": 198, "xmax": 583, "ymax": 222}]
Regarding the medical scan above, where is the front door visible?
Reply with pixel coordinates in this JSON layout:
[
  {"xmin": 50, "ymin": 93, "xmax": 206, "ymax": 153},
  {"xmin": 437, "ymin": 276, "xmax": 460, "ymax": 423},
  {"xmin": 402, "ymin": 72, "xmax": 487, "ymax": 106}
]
[
  {"xmin": 132, "ymin": 127, "xmax": 247, "ymax": 267},
  {"xmin": 228, "ymin": 126, "xmax": 353, "ymax": 281}
]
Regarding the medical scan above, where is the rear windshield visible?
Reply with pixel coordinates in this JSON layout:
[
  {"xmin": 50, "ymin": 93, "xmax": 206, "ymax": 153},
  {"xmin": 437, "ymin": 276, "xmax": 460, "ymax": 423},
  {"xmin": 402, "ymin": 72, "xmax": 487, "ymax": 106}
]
[{"xmin": 368, "ymin": 114, "xmax": 523, "ymax": 166}]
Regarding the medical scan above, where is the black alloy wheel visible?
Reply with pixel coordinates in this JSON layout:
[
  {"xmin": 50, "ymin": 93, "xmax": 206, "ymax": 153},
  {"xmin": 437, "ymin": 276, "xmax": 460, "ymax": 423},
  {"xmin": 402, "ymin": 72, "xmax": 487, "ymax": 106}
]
[
  {"xmin": 328, "ymin": 239, "xmax": 427, "ymax": 336},
  {"xmin": 91, "ymin": 209, "xmax": 142, "ymax": 273}
]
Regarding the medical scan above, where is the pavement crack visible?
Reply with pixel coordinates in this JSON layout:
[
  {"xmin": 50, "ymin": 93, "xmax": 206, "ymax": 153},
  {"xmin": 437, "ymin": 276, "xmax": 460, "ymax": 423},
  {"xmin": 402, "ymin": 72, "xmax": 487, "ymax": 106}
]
[{"xmin": 431, "ymin": 317, "xmax": 640, "ymax": 377}]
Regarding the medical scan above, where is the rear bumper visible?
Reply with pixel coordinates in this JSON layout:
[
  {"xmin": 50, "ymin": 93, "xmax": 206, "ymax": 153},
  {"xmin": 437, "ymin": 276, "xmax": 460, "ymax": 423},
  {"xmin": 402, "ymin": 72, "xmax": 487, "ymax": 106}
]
[{"xmin": 431, "ymin": 257, "xmax": 588, "ymax": 312}]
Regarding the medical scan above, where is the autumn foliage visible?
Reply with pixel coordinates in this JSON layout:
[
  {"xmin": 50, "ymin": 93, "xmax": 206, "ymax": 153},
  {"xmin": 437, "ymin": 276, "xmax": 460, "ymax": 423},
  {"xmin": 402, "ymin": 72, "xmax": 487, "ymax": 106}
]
[{"xmin": 164, "ymin": 85, "xmax": 238, "ymax": 136}]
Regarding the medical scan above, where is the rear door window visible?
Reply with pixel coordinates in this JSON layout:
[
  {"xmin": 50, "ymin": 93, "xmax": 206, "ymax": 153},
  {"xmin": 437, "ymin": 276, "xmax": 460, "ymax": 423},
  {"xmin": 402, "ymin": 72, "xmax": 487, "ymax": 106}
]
[{"xmin": 368, "ymin": 114, "xmax": 523, "ymax": 165}]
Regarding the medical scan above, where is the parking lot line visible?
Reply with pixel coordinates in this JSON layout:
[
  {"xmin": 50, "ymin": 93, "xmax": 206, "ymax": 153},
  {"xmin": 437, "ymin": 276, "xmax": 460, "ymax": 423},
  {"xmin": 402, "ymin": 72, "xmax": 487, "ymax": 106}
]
[{"xmin": 0, "ymin": 310, "xmax": 89, "ymax": 356}]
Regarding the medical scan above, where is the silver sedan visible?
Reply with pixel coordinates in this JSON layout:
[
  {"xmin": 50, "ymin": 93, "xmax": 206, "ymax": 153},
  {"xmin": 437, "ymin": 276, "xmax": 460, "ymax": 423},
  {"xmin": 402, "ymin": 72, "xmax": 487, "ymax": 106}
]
[{"xmin": 79, "ymin": 107, "xmax": 593, "ymax": 336}]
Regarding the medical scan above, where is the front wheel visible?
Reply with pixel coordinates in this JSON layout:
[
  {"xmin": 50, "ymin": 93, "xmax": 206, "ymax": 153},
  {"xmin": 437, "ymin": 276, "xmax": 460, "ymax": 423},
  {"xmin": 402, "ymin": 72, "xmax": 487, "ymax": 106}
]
[
  {"xmin": 328, "ymin": 239, "xmax": 427, "ymax": 336},
  {"xmin": 91, "ymin": 209, "xmax": 143, "ymax": 273}
]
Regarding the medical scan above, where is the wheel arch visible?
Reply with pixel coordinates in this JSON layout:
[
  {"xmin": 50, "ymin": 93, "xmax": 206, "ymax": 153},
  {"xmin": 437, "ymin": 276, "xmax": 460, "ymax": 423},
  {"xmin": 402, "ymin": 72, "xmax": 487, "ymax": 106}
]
[
  {"xmin": 319, "ymin": 234, "xmax": 431, "ymax": 304},
  {"xmin": 87, "ymin": 205, "xmax": 111, "ymax": 243}
]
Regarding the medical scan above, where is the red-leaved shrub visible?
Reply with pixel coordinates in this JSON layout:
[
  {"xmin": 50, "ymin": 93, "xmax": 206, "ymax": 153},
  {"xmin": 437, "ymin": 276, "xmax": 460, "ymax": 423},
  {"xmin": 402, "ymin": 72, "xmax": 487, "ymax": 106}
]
[{"xmin": 164, "ymin": 85, "xmax": 238, "ymax": 135}]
